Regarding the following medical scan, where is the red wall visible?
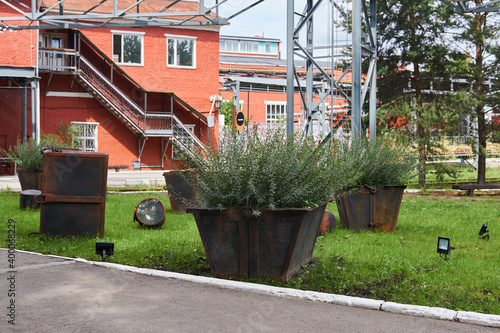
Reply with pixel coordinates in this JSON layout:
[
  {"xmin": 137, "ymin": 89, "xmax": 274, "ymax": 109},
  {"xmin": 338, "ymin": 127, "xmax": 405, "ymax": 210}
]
[
  {"xmin": 0, "ymin": 5, "xmax": 35, "ymax": 67},
  {"xmin": 0, "ymin": 16, "xmax": 220, "ymax": 169},
  {"xmin": 0, "ymin": 84, "xmax": 33, "ymax": 149},
  {"xmin": 81, "ymin": 26, "xmax": 220, "ymax": 115}
]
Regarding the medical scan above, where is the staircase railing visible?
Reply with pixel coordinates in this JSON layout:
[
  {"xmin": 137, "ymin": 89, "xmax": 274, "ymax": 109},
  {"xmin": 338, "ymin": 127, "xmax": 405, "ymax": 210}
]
[
  {"xmin": 38, "ymin": 47, "xmax": 207, "ymax": 155},
  {"xmin": 78, "ymin": 56, "xmax": 147, "ymax": 134},
  {"xmin": 39, "ymin": 48, "xmax": 78, "ymax": 72},
  {"xmin": 172, "ymin": 115, "xmax": 207, "ymax": 156}
]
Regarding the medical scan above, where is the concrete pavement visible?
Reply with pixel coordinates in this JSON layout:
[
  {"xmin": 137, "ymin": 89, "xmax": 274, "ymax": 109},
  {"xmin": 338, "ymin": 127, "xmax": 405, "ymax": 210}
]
[{"xmin": 1, "ymin": 249, "xmax": 499, "ymax": 332}]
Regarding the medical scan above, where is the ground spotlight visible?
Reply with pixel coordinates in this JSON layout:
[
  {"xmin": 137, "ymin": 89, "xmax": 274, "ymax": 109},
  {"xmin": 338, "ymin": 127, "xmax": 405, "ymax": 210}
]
[
  {"xmin": 134, "ymin": 197, "xmax": 165, "ymax": 228},
  {"xmin": 478, "ymin": 223, "xmax": 490, "ymax": 240},
  {"xmin": 437, "ymin": 237, "xmax": 454, "ymax": 260},
  {"xmin": 95, "ymin": 242, "xmax": 114, "ymax": 262}
]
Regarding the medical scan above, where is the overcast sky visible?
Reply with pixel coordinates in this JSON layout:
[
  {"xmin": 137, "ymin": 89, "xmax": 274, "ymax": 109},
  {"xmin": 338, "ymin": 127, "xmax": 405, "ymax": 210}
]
[{"xmin": 217, "ymin": 1, "xmax": 290, "ymax": 42}]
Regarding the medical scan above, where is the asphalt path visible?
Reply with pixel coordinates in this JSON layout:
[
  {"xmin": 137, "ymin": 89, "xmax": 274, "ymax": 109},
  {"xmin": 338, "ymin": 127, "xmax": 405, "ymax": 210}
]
[{"xmin": 0, "ymin": 250, "xmax": 499, "ymax": 333}]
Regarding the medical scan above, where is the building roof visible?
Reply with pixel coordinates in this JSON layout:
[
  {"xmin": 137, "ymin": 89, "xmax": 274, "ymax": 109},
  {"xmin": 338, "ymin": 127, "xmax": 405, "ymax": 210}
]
[
  {"xmin": 40, "ymin": 0, "xmax": 197, "ymax": 14},
  {"xmin": 220, "ymin": 35, "xmax": 281, "ymax": 43},
  {"xmin": 39, "ymin": 0, "xmax": 215, "ymax": 22}
]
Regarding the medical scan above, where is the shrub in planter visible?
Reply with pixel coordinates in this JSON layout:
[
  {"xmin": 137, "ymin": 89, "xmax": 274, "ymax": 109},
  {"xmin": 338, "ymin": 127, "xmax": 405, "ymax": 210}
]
[
  {"xmin": 1, "ymin": 136, "xmax": 71, "ymax": 190},
  {"xmin": 333, "ymin": 137, "xmax": 417, "ymax": 231},
  {"xmin": 182, "ymin": 127, "xmax": 358, "ymax": 280}
]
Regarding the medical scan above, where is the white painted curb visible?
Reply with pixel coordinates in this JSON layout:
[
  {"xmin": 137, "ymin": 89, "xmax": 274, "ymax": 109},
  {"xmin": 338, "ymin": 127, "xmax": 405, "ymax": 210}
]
[
  {"xmin": 12, "ymin": 250, "xmax": 500, "ymax": 328},
  {"xmin": 381, "ymin": 302, "xmax": 456, "ymax": 321},
  {"xmin": 456, "ymin": 311, "xmax": 500, "ymax": 327}
]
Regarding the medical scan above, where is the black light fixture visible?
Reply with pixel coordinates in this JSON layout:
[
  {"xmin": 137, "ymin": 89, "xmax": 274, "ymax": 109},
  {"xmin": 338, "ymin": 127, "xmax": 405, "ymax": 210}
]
[
  {"xmin": 478, "ymin": 223, "xmax": 490, "ymax": 240},
  {"xmin": 437, "ymin": 237, "xmax": 455, "ymax": 260},
  {"xmin": 96, "ymin": 242, "xmax": 114, "ymax": 262}
]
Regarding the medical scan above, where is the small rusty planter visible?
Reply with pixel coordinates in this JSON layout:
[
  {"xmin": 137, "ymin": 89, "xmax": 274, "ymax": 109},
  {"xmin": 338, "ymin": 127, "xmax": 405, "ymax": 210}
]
[
  {"xmin": 336, "ymin": 185, "xmax": 406, "ymax": 232},
  {"xmin": 188, "ymin": 203, "xmax": 326, "ymax": 281},
  {"xmin": 20, "ymin": 189, "xmax": 41, "ymax": 210},
  {"xmin": 163, "ymin": 170, "xmax": 196, "ymax": 213},
  {"xmin": 38, "ymin": 150, "xmax": 108, "ymax": 237},
  {"xmin": 17, "ymin": 168, "xmax": 42, "ymax": 191}
]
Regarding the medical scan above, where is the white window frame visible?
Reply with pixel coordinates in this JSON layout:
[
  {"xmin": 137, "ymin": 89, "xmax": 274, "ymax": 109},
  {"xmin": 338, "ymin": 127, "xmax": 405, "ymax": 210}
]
[
  {"xmin": 111, "ymin": 30, "xmax": 145, "ymax": 66},
  {"xmin": 165, "ymin": 34, "xmax": 197, "ymax": 69},
  {"xmin": 172, "ymin": 124, "xmax": 195, "ymax": 159},
  {"xmin": 265, "ymin": 101, "xmax": 287, "ymax": 123},
  {"xmin": 220, "ymin": 38, "xmax": 278, "ymax": 56},
  {"xmin": 71, "ymin": 122, "xmax": 99, "ymax": 152}
]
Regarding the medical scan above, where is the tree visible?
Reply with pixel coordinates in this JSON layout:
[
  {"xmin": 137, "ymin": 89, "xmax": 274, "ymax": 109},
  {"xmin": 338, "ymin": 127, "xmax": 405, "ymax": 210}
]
[
  {"xmin": 376, "ymin": 0, "xmax": 456, "ymax": 188},
  {"xmin": 450, "ymin": 2, "xmax": 500, "ymax": 184},
  {"xmin": 219, "ymin": 99, "xmax": 234, "ymax": 126}
]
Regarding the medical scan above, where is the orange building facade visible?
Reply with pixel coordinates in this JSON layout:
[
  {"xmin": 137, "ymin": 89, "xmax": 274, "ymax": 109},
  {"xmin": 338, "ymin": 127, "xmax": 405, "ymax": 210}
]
[{"xmin": 0, "ymin": 0, "xmax": 221, "ymax": 170}]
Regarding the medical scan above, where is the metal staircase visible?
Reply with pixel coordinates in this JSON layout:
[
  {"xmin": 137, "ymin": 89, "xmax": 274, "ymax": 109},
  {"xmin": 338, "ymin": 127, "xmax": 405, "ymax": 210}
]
[
  {"xmin": 39, "ymin": 46, "xmax": 206, "ymax": 158},
  {"xmin": 75, "ymin": 56, "xmax": 206, "ymax": 156}
]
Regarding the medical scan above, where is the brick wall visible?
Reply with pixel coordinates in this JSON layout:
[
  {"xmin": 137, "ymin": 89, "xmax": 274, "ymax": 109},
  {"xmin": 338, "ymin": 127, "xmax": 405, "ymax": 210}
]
[
  {"xmin": 81, "ymin": 26, "xmax": 220, "ymax": 115},
  {"xmin": 0, "ymin": 5, "xmax": 35, "ymax": 67}
]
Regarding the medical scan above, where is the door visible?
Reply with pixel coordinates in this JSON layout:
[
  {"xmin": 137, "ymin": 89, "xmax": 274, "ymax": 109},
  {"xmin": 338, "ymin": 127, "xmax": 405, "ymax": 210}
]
[{"xmin": 40, "ymin": 33, "xmax": 67, "ymax": 70}]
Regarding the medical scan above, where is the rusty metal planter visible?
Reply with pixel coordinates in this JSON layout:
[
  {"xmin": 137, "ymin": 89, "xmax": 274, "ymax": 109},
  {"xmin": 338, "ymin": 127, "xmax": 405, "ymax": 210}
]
[
  {"xmin": 336, "ymin": 185, "xmax": 406, "ymax": 232},
  {"xmin": 163, "ymin": 170, "xmax": 197, "ymax": 213},
  {"xmin": 17, "ymin": 168, "xmax": 42, "ymax": 191},
  {"xmin": 38, "ymin": 150, "xmax": 108, "ymax": 237},
  {"xmin": 188, "ymin": 203, "xmax": 326, "ymax": 281}
]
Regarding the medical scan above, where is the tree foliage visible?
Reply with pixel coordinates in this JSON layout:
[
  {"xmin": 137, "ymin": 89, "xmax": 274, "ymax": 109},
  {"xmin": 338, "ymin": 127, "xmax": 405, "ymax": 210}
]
[{"xmin": 376, "ymin": 0, "xmax": 456, "ymax": 188}]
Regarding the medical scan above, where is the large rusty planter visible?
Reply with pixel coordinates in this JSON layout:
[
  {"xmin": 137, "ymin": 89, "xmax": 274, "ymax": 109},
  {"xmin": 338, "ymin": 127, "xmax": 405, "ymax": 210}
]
[
  {"xmin": 163, "ymin": 170, "xmax": 196, "ymax": 213},
  {"xmin": 17, "ymin": 168, "xmax": 42, "ymax": 191},
  {"xmin": 336, "ymin": 185, "xmax": 406, "ymax": 232},
  {"xmin": 38, "ymin": 150, "xmax": 108, "ymax": 237},
  {"xmin": 188, "ymin": 203, "xmax": 326, "ymax": 281}
]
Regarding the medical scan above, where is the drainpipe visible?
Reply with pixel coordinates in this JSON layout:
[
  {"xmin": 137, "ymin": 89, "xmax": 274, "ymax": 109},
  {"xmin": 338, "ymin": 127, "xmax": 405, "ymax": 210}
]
[
  {"xmin": 33, "ymin": 23, "xmax": 40, "ymax": 143},
  {"xmin": 286, "ymin": 0, "xmax": 294, "ymax": 135}
]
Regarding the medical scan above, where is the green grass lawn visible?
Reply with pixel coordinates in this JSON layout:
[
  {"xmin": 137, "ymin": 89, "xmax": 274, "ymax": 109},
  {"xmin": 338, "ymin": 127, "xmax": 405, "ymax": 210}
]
[{"xmin": 1, "ymin": 190, "xmax": 499, "ymax": 315}]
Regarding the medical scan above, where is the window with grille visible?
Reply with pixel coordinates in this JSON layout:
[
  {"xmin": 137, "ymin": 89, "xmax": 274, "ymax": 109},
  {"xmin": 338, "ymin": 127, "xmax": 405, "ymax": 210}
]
[
  {"xmin": 265, "ymin": 102, "xmax": 287, "ymax": 123},
  {"xmin": 72, "ymin": 122, "xmax": 98, "ymax": 152}
]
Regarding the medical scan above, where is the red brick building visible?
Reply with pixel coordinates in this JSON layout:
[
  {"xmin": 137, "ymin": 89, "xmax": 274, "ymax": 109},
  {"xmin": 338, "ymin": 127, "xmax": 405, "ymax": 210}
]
[{"xmin": 0, "ymin": 0, "xmax": 221, "ymax": 170}]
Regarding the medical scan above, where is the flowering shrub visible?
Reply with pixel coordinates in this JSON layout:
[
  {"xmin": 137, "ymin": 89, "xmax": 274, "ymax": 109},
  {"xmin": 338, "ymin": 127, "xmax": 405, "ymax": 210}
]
[{"xmin": 182, "ymin": 127, "xmax": 359, "ymax": 213}]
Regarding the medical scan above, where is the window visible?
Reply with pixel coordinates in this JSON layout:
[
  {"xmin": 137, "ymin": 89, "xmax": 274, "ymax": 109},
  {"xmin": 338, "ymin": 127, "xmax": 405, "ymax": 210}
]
[
  {"xmin": 166, "ymin": 35, "xmax": 196, "ymax": 68},
  {"xmin": 72, "ymin": 122, "xmax": 98, "ymax": 152},
  {"xmin": 172, "ymin": 124, "xmax": 195, "ymax": 159},
  {"xmin": 240, "ymin": 41, "xmax": 259, "ymax": 53},
  {"xmin": 265, "ymin": 42, "xmax": 272, "ymax": 54},
  {"xmin": 112, "ymin": 31, "xmax": 144, "ymax": 65},
  {"xmin": 227, "ymin": 39, "xmax": 238, "ymax": 52},
  {"xmin": 220, "ymin": 38, "xmax": 268, "ymax": 54},
  {"xmin": 266, "ymin": 102, "xmax": 287, "ymax": 123}
]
